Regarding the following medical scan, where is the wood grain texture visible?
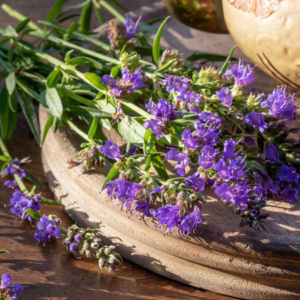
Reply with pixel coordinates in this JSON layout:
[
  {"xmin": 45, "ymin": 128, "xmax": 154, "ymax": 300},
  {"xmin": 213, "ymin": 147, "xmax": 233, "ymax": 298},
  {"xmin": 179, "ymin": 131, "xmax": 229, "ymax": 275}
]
[{"xmin": 0, "ymin": 116, "xmax": 237, "ymax": 300}]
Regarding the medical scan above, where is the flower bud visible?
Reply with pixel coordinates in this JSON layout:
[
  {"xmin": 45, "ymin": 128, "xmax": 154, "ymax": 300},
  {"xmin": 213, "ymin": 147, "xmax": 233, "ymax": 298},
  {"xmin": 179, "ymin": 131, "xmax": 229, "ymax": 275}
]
[
  {"xmin": 48, "ymin": 215, "xmax": 61, "ymax": 225},
  {"xmin": 99, "ymin": 257, "xmax": 106, "ymax": 269},
  {"xmin": 120, "ymin": 51, "xmax": 140, "ymax": 73},
  {"xmin": 250, "ymin": 209, "xmax": 258, "ymax": 217},
  {"xmin": 104, "ymin": 245, "xmax": 116, "ymax": 255},
  {"xmin": 190, "ymin": 193, "xmax": 198, "ymax": 201},
  {"xmin": 69, "ymin": 242, "xmax": 78, "ymax": 252},
  {"xmin": 257, "ymin": 212, "xmax": 269, "ymax": 220},
  {"xmin": 74, "ymin": 233, "xmax": 83, "ymax": 243},
  {"xmin": 91, "ymin": 242, "xmax": 99, "ymax": 249},
  {"xmin": 160, "ymin": 49, "xmax": 184, "ymax": 75},
  {"xmin": 85, "ymin": 250, "xmax": 91, "ymax": 258}
]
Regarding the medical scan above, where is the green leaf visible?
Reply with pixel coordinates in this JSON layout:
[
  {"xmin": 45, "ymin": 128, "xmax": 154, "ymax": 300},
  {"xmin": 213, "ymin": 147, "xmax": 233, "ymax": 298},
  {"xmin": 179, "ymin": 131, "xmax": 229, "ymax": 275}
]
[
  {"xmin": 0, "ymin": 155, "xmax": 10, "ymax": 162},
  {"xmin": 221, "ymin": 45, "xmax": 237, "ymax": 74},
  {"xmin": 102, "ymin": 167, "xmax": 119, "ymax": 190},
  {"xmin": 46, "ymin": 0, "xmax": 69, "ymax": 22},
  {"xmin": 41, "ymin": 115, "xmax": 54, "ymax": 146},
  {"xmin": 0, "ymin": 250, "xmax": 9, "ymax": 254},
  {"xmin": 1, "ymin": 162, "xmax": 8, "ymax": 173},
  {"xmin": 5, "ymin": 72, "xmax": 15, "ymax": 95},
  {"xmin": 186, "ymin": 52, "xmax": 237, "ymax": 62},
  {"xmin": 16, "ymin": 87, "xmax": 40, "ymax": 144},
  {"xmin": 0, "ymin": 88, "xmax": 17, "ymax": 140},
  {"xmin": 247, "ymin": 160, "xmax": 266, "ymax": 174},
  {"xmin": 24, "ymin": 168, "xmax": 44, "ymax": 190},
  {"xmin": 61, "ymin": 0, "xmax": 91, "ymax": 12},
  {"xmin": 66, "ymin": 21, "xmax": 80, "ymax": 35},
  {"xmin": 110, "ymin": 65, "xmax": 119, "ymax": 78},
  {"xmin": 93, "ymin": 0, "xmax": 105, "ymax": 25},
  {"xmin": 118, "ymin": 116, "xmax": 145, "ymax": 148},
  {"xmin": 145, "ymin": 156, "xmax": 151, "ymax": 172},
  {"xmin": 69, "ymin": 57, "xmax": 109, "ymax": 71},
  {"xmin": 151, "ymin": 155, "xmax": 169, "ymax": 181},
  {"xmin": 88, "ymin": 116, "xmax": 98, "ymax": 140},
  {"xmin": 16, "ymin": 78, "xmax": 40, "ymax": 101},
  {"xmin": 153, "ymin": 16, "xmax": 170, "ymax": 65},
  {"xmin": 80, "ymin": 0, "xmax": 92, "ymax": 32},
  {"xmin": 64, "ymin": 106, "xmax": 111, "ymax": 117},
  {"xmin": 3, "ymin": 25, "xmax": 18, "ymax": 38},
  {"xmin": 46, "ymin": 66, "xmax": 61, "ymax": 88},
  {"xmin": 143, "ymin": 128, "xmax": 152, "ymax": 154},
  {"xmin": 40, "ymin": 87, "xmax": 63, "ymax": 118},
  {"xmin": 22, "ymin": 208, "xmax": 42, "ymax": 221},
  {"xmin": 155, "ymin": 59, "xmax": 176, "ymax": 73},
  {"xmin": 40, "ymin": 198, "xmax": 65, "ymax": 207},
  {"xmin": 16, "ymin": 18, "xmax": 31, "ymax": 33},
  {"xmin": 58, "ymin": 225, "xmax": 68, "ymax": 235},
  {"xmin": 84, "ymin": 73, "xmax": 107, "ymax": 92}
]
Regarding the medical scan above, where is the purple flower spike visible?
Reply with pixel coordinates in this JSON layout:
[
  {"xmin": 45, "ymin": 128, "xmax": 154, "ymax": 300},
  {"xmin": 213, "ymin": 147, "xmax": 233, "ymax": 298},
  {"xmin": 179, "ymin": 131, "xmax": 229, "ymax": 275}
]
[
  {"xmin": 9, "ymin": 284, "xmax": 24, "ymax": 297},
  {"xmin": 265, "ymin": 144, "xmax": 279, "ymax": 163},
  {"xmin": 144, "ymin": 119, "xmax": 163, "ymax": 139},
  {"xmin": 182, "ymin": 128, "xmax": 198, "ymax": 150},
  {"xmin": 99, "ymin": 141, "xmax": 121, "ymax": 160},
  {"xmin": 101, "ymin": 75, "xmax": 117, "ymax": 87},
  {"xmin": 245, "ymin": 112, "xmax": 268, "ymax": 132},
  {"xmin": 224, "ymin": 60, "xmax": 256, "ymax": 87},
  {"xmin": 172, "ymin": 162, "xmax": 186, "ymax": 177},
  {"xmin": 198, "ymin": 112, "xmax": 222, "ymax": 126},
  {"xmin": 214, "ymin": 183, "xmax": 235, "ymax": 201},
  {"xmin": 1, "ymin": 273, "xmax": 12, "ymax": 289},
  {"xmin": 124, "ymin": 16, "xmax": 141, "ymax": 39},
  {"xmin": 278, "ymin": 165, "xmax": 299, "ymax": 183},
  {"xmin": 133, "ymin": 200, "xmax": 151, "ymax": 217},
  {"xmin": 185, "ymin": 173, "xmax": 205, "ymax": 192},
  {"xmin": 280, "ymin": 188, "xmax": 300, "ymax": 204},
  {"xmin": 212, "ymin": 159, "xmax": 231, "ymax": 181},
  {"xmin": 223, "ymin": 139, "xmax": 240, "ymax": 160},
  {"xmin": 4, "ymin": 179, "xmax": 19, "ymax": 190},
  {"xmin": 216, "ymin": 87, "xmax": 233, "ymax": 107},
  {"xmin": 179, "ymin": 204, "xmax": 204, "ymax": 236},
  {"xmin": 162, "ymin": 76, "xmax": 190, "ymax": 93},
  {"xmin": 178, "ymin": 91, "xmax": 201, "ymax": 106}
]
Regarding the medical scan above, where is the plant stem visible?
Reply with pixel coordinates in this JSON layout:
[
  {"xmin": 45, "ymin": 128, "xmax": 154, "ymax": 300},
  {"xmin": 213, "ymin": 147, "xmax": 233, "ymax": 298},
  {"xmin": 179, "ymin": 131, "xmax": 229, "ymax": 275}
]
[
  {"xmin": 62, "ymin": 117, "xmax": 90, "ymax": 142},
  {"xmin": 99, "ymin": 1, "xmax": 125, "ymax": 23},
  {"xmin": 0, "ymin": 136, "xmax": 28, "ymax": 193}
]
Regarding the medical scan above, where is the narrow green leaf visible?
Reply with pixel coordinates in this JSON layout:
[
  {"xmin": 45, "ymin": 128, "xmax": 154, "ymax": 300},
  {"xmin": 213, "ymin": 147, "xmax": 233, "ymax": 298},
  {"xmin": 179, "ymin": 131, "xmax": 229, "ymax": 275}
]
[
  {"xmin": 46, "ymin": 0, "xmax": 69, "ymax": 22},
  {"xmin": 88, "ymin": 116, "xmax": 98, "ymax": 140},
  {"xmin": 66, "ymin": 21, "xmax": 80, "ymax": 35},
  {"xmin": 93, "ymin": 0, "xmax": 105, "ymax": 24},
  {"xmin": 58, "ymin": 225, "xmax": 68, "ymax": 235},
  {"xmin": 0, "ymin": 155, "xmax": 10, "ymax": 162},
  {"xmin": 24, "ymin": 168, "xmax": 44, "ymax": 190},
  {"xmin": 153, "ymin": 16, "xmax": 170, "ymax": 65},
  {"xmin": 46, "ymin": 66, "xmax": 61, "ymax": 88},
  {"xmin": 3, "ymin": 25, "xmax": 18, "ymax": 38},
  {"xmin": 143, "ymin": 128, "xmax": 152, "ymax": 154},
  {"xmin": 5, "ymin": 72, "xmax": 15, "ymax": 95},
  {"xmin": 40, "ymin": 87, "xmax": 63, "ymax": 118},
  {"xmin": 155, "ymin": 59, "xmax": 176, "ymax": 73},
  {"xmin": 69, "ymin": 57, "xmax": 109, "ymax": 71},
  {"xmin": 16, "ymin": 18, "xmax": 31, "ymax": 33},
  {"xmin": 1, "ymin": 162, "xmax": 8, "ymax": 173},
  {"xmin": 22, "ymin": 208, "xmax": 42, "ymax": 221},
  {"xmin": 151, "ymin": 155, "xmax": 169, "ymax": 181},
  {"xmin": 102, "ymin": 167, "xmax": 119, "ymax": 190},
  {"xmin": 221, "ymin": 45, "xmax": 237, "ymax": 74},
  {"xmin": 0, "ymin": 250, "xmax": 9, "ymax": 254},
  {"xmin": 64, "ymin": 106, "xmax": 111, "ymax": 117},
  {"xmin": 80, "ymin": 0, "xmax": 92, "ymax": 33},
  {"xmin": 110, "ymin": 65, "xmax": 119, "ymax": 78},
  {"xmin": 186, "ymin": 52, "xmax": 237, "ymax": 62},
  {"xmin": 16, "ymin": 78, "xmax": 40, "ymax": 101},
  {"xmin": 84, "ymin": 73, "xmax": 107, "ymax": 92},
  {"xmin": 145, "ymin": 156, "xmax": 151, "ymax": 172},
  {"xmin": 40, "ymin": 198, "xmax": 65, "ymax": 207},
  {"xmin": 40, "ymin": 115, "xmax": 54, "ymax": 146},
  {"xmin": 16, "ymin": 87, "xmax": 40, "ymax": 144}
]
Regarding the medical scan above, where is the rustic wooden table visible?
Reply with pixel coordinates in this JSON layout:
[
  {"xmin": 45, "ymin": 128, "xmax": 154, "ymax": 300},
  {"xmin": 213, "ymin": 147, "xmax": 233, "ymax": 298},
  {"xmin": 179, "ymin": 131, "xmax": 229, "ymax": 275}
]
[{"xmin": 0, "ymin": 117, "xmax": 238, "ymax": 300}]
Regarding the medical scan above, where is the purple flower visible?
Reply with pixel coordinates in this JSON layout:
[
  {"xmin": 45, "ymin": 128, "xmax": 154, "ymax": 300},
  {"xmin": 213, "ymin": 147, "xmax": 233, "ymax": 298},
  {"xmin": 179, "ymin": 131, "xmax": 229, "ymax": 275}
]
[
  {"xmin": 74, "ymin": 233, "xmax": 83, "ymax": 243},
  {"xmin": 133, "ymin": 200, "xmax": 151, "ymax": 217},
  {"xmin": 9, "ymin": 284, "xmax": 24, "ymax": 297},
  {"xmin": 4, "ymin": 179, "xmax": 19, "ymax": 190},
  {"xmin": 4, "ymin": 162, "xmax": 26, "ymax": 179},
  {"xmin": 223, "ymin": 139, "xmax": 240, "ymax": 160},
  {"xmin": 101, "ymin": 74, "xmax": 117, "ymax": 87},
  {"xmin": 146, "ymin": 99, "xmax": 171, "ymax": 125},
  {"xmin": 261, "ymin": 87, "xmax": 296, "ymax": 122},
  {"xmin": 214, "ymin": 183, "xmax": 235, "ymax": 201},
  {"xmin": 234, "ymin": 181, "xmax": 249, "ymax": 197},
  {"xmin": 280, "ymin": 188, "xmax": 300, "ymax": 204},
  {"xmin": 233, "ymin": 196, "xmax": 248, "ymax": 210},
  {"xmin": 245, "ymin": 112, "xmax": 268, "ymax": 132},
  {"xmin": 228, "ymin": 157, "xmax": 247, "ymax": 180},
  {"xmin": 9, "ymin": 192, "xmax": 41, "ymax": 222},
  {"xmin": 194, "ymin": 123, "xmax": 220, "ymax": 147},
  {"xmin": 162, "ymin": 76, "xmax": 190, "ymax": 93},
  {"xmin": 185, "ymin": 173, "xmax": 205, "ymax": 192},
  {"xmin": 99, "ymin": 140, "xmax": 121, "ymax": 160},
  {"xmin": 127, "ymin": 146, "xmax": 137, "ymax": 157},
  {"xmin": 150, "ymin": 204, "xmax": 183, "ymax": 234},
  {"xmin": 245, "ymin": 136, "xmax": 255, "ymax": 146},
  {"xmin": 278, "ymin": 165, "xmax": 299, "ymax": 183},
  {"xmin": 173, "ymin": 162, "xmax": 186, "ymax": 177},
  {"xmin": 144, "ymin": 119, "xmax": 163, "ymax": 139},
  {"xmin": 216, "ymin": 87, "xmax": 233, "ymax": 107},
  {"xmin": 1, "ymin": 273, "xmax": 12, "ymax": 289},
  {"xmin": 178, "ymin": 91, "xmax": 201, "ymax": 105},
  {"xmin": 70, "ymin": 242, "xmax": 78, "ymax": 252},
  {"xmin": 166, "ymin": 147, "xmax": 190, "ymax": 165},
  {"xmin": 212, "ymin": 159, "xmax": 231, "ymax": 181},
  {"xmin": 224, "ymin": 60, "xmax": 256, "ymax": 87},
  {"xmin": 265, "ymin": 144, "xmax": 279, "ymax": 163},
  {"xmin": 34, "ymin": 215, "xmax": 62, "ymax": 247},
  {"xmin": 124, "ymin": 16, "xmax": 141, "ymax": 39},
  {"xmin": 182, "ymin": 128, "xmax": 199, "ymax": 150},
  {"xmin": 198, "ymin": 146, "xmax": 218, "ymax": 170},
  {"xmin": 179, "ymin": 203, "xmax": 204, "ymax": 236},
  {"xmin": 122, "ymin": 68, "xmax": 145, "ymax": 92},
  {"xmin": 198, "ymin": 112, "xmax": 222, "ymax": 126}
]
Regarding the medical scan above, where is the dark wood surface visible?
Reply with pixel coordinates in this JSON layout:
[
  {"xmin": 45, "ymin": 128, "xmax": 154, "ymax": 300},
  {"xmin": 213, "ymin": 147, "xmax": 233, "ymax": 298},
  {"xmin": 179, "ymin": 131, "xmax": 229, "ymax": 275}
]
[{"xmin": 0, "ymin": 120, "xmax": 240, "ymax": 299}]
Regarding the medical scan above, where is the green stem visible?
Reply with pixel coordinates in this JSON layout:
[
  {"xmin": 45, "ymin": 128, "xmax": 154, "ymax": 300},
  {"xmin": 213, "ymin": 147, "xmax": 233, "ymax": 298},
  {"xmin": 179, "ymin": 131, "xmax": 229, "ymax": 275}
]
[
  {"xmin": 0, "ymin": 136, "xmax": 28, "ymax": 193},
  {"xmin": 62, "ymin": 117, "xmax": 90, "ymax": 142},
  {"xmin": 99, "ymin": 0, "xmax": 125, "ymax": 22}
]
